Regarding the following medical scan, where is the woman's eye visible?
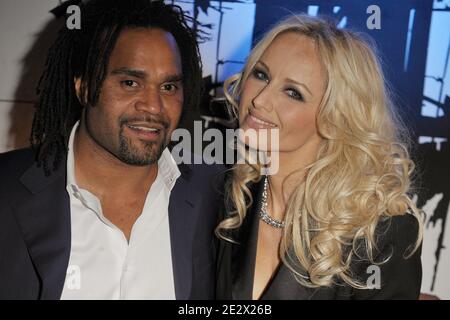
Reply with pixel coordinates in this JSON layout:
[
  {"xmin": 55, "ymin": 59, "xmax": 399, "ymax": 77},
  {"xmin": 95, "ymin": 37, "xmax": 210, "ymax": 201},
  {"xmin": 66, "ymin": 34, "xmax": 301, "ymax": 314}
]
[
  {"xmin": 252, "ymin": 69, "xmax": 268, "ymax": 82},
  {"xmin": 286, "ymin": 88, "xmax": 304, "ymax": 101},
  {"xmin": 121, "ymin": 80, "xmax": 138, "ymax": 88}
]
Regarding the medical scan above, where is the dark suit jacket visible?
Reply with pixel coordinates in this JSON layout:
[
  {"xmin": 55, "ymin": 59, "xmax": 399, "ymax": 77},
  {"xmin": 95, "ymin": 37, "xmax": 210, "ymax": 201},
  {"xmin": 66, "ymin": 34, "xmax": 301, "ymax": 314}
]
[
  {"xmin": 0, "ymin": 148, "xmax": 224, "ymax": 300},
  {"xmin": 216, "ymin": 179, "xmax": 423, "ymax": 300}
]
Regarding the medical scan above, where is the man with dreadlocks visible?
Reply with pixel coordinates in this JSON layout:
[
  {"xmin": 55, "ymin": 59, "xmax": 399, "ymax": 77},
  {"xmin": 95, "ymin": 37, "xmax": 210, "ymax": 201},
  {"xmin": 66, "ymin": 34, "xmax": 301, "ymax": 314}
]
[{"xmin": 0, "ymin": 0, "xmax": 222, "ymax": 299}]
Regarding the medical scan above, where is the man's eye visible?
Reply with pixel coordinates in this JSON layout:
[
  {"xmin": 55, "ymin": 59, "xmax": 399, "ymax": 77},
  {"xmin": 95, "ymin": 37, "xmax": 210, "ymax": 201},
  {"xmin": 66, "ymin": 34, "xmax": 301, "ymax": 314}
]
[
  {"xmin": 252, "ymin": 69, "xmax": 268, "ymax": 82},
  {"xmin": 161, "ymin": 83, "xmax": 178, "ymax": 94},
  {"xmin": 121, "ymin": 80, "xmax": 139, "ymax": 88},
  {"xmin": 286, "ymin": 88, "xmax": 304, "ymax": 102}
]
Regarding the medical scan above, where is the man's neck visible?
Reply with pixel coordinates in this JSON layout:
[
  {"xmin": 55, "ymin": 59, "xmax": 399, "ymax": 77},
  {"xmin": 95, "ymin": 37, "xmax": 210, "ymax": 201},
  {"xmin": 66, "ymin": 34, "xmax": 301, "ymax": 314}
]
[{"xmin": 73, "ymin": 123, "xmax": 158, "ymax": 200}]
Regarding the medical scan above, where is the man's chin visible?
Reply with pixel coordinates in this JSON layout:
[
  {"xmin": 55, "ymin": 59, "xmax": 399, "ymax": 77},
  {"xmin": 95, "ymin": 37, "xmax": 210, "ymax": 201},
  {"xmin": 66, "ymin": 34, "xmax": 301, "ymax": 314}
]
[
  {"xmin": 118, "ymin": 140, "xmax": 166, "ymax": 166},
  {"xmin": 117, "ymin": 153, "xmax": 159, "ymax": 166}
]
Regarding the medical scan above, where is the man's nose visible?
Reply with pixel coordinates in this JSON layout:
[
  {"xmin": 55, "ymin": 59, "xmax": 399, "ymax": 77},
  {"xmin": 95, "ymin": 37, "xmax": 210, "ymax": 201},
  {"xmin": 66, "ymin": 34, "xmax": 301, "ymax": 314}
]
[{"xmin": 135, "ymin": 88, "xmax": 163, "ymax": 114}]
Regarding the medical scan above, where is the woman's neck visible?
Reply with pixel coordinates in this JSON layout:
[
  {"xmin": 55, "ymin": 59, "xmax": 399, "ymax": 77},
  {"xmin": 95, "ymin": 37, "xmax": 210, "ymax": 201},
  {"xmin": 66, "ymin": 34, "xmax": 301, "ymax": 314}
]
[{"xmin": 265, "ymin": 146, "xmax": 319, "ymax": 222}]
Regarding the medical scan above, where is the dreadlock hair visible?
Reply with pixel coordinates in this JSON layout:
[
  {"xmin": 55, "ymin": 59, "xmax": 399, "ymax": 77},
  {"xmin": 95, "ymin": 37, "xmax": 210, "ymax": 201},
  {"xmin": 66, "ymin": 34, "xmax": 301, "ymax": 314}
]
[{"xmin": 31, "ymin": 0, "xmax": 203, "ymax": 175}]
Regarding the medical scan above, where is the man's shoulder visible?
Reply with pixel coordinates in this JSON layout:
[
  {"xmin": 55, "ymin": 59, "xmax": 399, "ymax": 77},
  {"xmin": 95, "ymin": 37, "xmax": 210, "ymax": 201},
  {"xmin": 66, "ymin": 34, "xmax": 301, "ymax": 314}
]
[
  {"xmin": 0, "ymin": 148, "xmax": 38, "ymax": 200},
  {"xmin": 175, "ymin": 151, "xmax": 228, "ymax": 197},
  {"xmin": 176, "ymin": 151, "xmax": 227, "ymax": 179},
  {"xmin": 183, "ymin": 162, "xmax": 227, "ymax": 178},
  {"xmin": 0, "ymin": 147, "xmax": 36, "ymax": 177}
]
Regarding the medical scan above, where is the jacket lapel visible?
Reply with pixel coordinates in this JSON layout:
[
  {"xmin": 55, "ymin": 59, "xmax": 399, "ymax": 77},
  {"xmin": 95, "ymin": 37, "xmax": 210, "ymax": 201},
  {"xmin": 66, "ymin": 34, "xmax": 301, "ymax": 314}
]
[
  {"xmin": 261, "ymin": 262, "xmax": 317, "ymax": 300},
  {"xmin": 168, "ymin": 163, "xmax": 202, "ymax": 300},
  {"xmin": 231, "ymin": 179, "xmax": 264, "ymax": 300},
  {"xmin": 229, "ymin": 179, "xmax": 322, "ymax": 300},
  {"xmin": 12, "ymin": 161, "xmax": 71, "ymax": 300}
]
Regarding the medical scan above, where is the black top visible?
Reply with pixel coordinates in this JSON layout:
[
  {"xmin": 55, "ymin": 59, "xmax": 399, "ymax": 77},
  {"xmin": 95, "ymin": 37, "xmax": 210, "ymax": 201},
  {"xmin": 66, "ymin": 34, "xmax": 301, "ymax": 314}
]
[{"xmin": 216, "ymin": 179, "xmax": 422, "ymax": 300}]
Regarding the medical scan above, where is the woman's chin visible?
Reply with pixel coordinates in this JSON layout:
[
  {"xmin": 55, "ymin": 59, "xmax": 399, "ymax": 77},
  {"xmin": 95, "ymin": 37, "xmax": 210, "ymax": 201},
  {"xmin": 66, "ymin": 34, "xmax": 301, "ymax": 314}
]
[{"xmin": 238, "ymin": 125, "xmax": 279, "ymax": 152}]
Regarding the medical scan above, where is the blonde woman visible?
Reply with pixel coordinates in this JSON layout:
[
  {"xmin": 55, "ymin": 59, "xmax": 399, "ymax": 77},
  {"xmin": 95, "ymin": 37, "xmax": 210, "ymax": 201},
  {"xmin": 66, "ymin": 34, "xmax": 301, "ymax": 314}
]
[{"xmin": 215, "ymin": 14, "xmax": 423, "ymax": 300}]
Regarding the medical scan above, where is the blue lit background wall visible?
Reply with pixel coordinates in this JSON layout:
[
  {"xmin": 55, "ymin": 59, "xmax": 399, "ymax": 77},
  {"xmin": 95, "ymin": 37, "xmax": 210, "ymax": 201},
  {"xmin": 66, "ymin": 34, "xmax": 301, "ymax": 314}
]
[{"xmin": 168, "ymin": 0, "xmax": 450, "ymax": 298}]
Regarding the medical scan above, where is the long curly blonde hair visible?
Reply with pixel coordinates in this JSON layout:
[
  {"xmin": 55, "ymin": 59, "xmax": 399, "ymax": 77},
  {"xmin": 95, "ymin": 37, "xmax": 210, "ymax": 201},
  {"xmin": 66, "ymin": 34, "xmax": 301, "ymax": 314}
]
[{"xmin": 216, "ymin": 14, "xmax": 423, "ymax": 289}]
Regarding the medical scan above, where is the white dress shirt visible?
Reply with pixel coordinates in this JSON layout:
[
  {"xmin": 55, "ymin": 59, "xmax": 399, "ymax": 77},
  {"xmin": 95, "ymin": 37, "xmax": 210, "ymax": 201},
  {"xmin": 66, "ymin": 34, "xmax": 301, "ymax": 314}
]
[{"xmin": 60, "ymin": 121, "xmax": 180, "ymax": 300}]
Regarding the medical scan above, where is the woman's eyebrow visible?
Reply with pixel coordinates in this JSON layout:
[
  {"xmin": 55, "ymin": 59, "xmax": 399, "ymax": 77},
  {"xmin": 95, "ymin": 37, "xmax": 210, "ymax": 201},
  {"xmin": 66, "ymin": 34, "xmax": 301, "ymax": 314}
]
[{"xmin": 286, "ymin": 77, "xmax": 312, "ymax": 96}]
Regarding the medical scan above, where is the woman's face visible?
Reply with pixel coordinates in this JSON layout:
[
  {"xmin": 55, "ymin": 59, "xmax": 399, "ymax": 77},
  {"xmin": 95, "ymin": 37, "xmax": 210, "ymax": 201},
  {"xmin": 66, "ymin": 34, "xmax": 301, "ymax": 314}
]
[{"xmin": 239, "ymin": 32, "xmax": 326, "ymax": 156}]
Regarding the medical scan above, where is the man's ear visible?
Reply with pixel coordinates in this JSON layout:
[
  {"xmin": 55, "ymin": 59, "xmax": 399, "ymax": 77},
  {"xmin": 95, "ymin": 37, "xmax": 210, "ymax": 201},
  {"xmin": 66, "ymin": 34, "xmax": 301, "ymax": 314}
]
[{"xmin": 74, "ymin": 77, "xmax": 85, "ymax": 105}]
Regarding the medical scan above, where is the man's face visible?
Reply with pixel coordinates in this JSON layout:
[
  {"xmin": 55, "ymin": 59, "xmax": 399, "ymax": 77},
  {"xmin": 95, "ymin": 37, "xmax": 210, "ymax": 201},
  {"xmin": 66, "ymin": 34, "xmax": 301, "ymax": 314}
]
[{"xmin": 83, "ymin": 27, "xmax": 183, "ymax": 165}]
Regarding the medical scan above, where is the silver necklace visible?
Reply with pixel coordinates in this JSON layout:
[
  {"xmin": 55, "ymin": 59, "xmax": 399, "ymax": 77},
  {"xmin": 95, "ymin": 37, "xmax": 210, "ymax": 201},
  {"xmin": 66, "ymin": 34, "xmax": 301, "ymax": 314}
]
[{"xmin": 260, "ymin": 176, "xmax": 285, "ymax": 228}]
